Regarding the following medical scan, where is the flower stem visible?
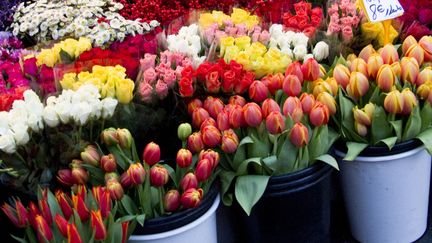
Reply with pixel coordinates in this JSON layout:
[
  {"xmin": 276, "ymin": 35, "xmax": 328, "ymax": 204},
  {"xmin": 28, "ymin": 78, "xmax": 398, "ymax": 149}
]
[{"xmin": 159, "ymin": 187, "xmax": 165, "ymax": 215}]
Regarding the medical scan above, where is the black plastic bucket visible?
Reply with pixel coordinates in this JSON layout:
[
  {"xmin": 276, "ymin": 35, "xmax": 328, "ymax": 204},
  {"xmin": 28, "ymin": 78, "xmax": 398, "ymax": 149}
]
[
  {"xmin": 133, "ymin": 183, "xmax": 219, "ymax": 235},
  {"xmin": 219, "ymin": 162, "xmax": 334, "ymax": 243}
]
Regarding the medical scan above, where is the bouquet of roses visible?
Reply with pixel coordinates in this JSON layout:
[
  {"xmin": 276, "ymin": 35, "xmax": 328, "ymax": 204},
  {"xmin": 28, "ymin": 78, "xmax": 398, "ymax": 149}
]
[{"xmin": 282, "ymin": 1, "xmax": 323, "ymax": 38}]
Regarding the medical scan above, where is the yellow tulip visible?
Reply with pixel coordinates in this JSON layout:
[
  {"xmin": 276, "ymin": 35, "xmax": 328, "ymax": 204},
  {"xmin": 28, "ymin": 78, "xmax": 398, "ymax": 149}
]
[{"xmin": 115, "ymin": 79, "xmax": 135, "ymax": 104}]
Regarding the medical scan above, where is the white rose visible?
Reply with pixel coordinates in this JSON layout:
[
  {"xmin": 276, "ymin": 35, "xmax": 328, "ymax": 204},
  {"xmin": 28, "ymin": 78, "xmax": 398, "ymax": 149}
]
[
  {"xmin": 187, "ymin": 24, "xmax": 199, "ymax": 35},
  {"xmin": 11, "ymin": 124, "xmax": 30, "ymax": 146},
  {"xmin": 89, "ymin": 100, "xmax": 102, "ymax": 120},
  {"xmin": 293, "ymin": 32, "xmax": 309, "ymax": 47},
  {"xmin": 72, "ymin": 102, "xmax": 92, "ymax": 126},
  {"xmin": 43, "ymin": 106, "xmax": 60, "ymax": 127},
  {"xmin": 293, "ymin": 45, "xmax": 308, "ymax": 60},
  {"xmin": 280, "ymin": 46, "xmax": 293, "ymax": 59},
  {"xmin": 313, "ymin": 41, "xmax": 329, "ymax": 62},
  {"xmin": 170, "ymin": 39, "xmax": 189, "ymax": 54},
  {"xmin": 269, "ymin": 24, "xmax": 283, "ymax": 38},
  {"xmin": 55, "ymin": 101, "xmax": 72, "ymax": 124},
  {"xmin": 0, "ymin": 111, "xmax": 9, "ymax": 131},
  {"xmin": 101, "ymin": 98, "xmax": 118, "ymax": 119},
  {"xmin": 0, "ymin": 134, "xmax": 17, "ymax": 154}
]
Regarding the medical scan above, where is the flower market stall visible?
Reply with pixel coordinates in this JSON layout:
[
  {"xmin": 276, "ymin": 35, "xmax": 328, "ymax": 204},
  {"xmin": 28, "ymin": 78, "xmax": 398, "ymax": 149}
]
[{"xmin": 0, "ymin": 0, "xmax": 432, "ymax": 242}]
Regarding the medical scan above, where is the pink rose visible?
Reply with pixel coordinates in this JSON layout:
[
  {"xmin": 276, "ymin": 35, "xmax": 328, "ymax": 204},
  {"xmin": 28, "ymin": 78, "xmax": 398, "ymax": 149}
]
[
  {"xmin": 342, "ymin": 26, "xmax": 353, "ymax": 42},
  {"xmin": 140, "ymin": 54, "xmax": 156, "ymax": 71},
  {"xmin": 259, "ymin": 30, "xmax": 270, "ymax": 45},
  {"xmin": 215, "ymin": 30, "xmax": 227, "ymax": 44},
  {"xmin": 351, "ymin": 16, "xmax": 360, "ymax": 27},
  {"xmin": 156, "ymin": 63, "xmax": 170, "ymax": 74},
  {"xmin": 164, "ymin": 69, "xmax": 177, "ymax": 88},
  {"xmin": 155, "ymin": 80, "xmax": 169, "ymax": 99},
  {"xmin": 139, "ymin": 82, "xmax": 154, "ymax": 103},
  {"xmin": 226, "ymin": 26, "xmax": 238, "ymax": 36},
  {"xmin": 340, "ymin": 17, "xmax": 352, "ymax": 26},
  {"xmin": 330, "ymin": 14, "xmax": 339, "ymax": 24},
  {"xmin": 175, "ymin": 66, "xmax": 184, "ymax": 79},
  {"xmin": 203, "ymin": 28, "xmax": 216, "ymax": 44},
  {"xmin": 252, "ymin": 32, "xmax": 260, "ymax": 42},
  {"xmin": 181, "ymin": 58, "xmax": 193, "ymax": 68},
  {"xmin": 327, "ymin": 23, "xmax": 341, "ymax": 35},
  {"xmin": 143, "ymin": 68, "xmax": 158, "ymax": 84},
  {"xmin": 236, "ymin": 24, "xmax": 247, "ymax": 36},
  {"xmin": 173, "ymin": 52, "xmax": 186, "ymax": 66}
]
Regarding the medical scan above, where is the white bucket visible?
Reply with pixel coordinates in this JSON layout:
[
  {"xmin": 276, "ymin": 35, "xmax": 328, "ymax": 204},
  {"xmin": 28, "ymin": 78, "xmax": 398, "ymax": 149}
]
[
  {"xmin": 336, "ymin": 146, "xmax": 431, "ymax": 243},
  {"xmin": 129, "ymin": 195, "xmax": 220, "ymax": 243}
]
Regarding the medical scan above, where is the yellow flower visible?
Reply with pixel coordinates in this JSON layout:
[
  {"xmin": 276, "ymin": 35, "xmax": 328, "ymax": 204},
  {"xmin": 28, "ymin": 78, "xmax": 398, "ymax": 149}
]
[
  {"xmin": 234, "ymin": 36, "xmax": 251, "ymax": 51},
  {"xmin": 72, "ymin": 81, "xmax": 84, "ymax": 91},
  {"xmin": 234, "ymin": 51, "xmax": 252, "ymax": 70},
  {"xmin": 252, "ymin": 57, "xmax": 271, "ymax": 78},
  {"xmin": 75, "ymin": 37, "xmax": 92, "ymax": 57},
  {"xmin": 115, "ymin": 79, "xmax": 135, "ymax": 104},
  {"xmin": 361, "ymin": 22, "xmax": 398, "ymax": 47},
  {"xmin": 245, "ymin": 15, "xmax": 259, "ymax": 30},
  {"xmin": 211, "ymin": 11, "xmax": 229, "ymax": 26},
  {"xmin": 101, "ymin": 79, "xmax": 116, "ymax": 98},
  {"xmin": 37, "ymin": 49, "xmax": 57, "ymax": 67},
  {"xmin": 199, "ymin": 13, "xmax": 214, "ymax": 29},
  {"xmin": 231, "ymin": 8, "xmax": 250, "ymax": 25},
  {"xmin": 60, "ymin": 73, "xmax": 77, "ymax": 90},
  {"xmin": 85, "ymin": 77, "xmax": 103, "ymax": 90},
  {"xmin": 224, "ymin": 46, "xmax": 240, "ymax": 63},
  {"xmin": 61, "ymin": 39, "xmax": 79, "ymax": 59},
  {"xmin": 77, "ymin": 71, "xmax": 91, "ymax": 81},
  {"xmin": 247, "ymin": 42, "xmax": 267, "ymax": 60},
  {"xmin": 220, "ymin": 36, "xmax": 235, "ymax": 57}
]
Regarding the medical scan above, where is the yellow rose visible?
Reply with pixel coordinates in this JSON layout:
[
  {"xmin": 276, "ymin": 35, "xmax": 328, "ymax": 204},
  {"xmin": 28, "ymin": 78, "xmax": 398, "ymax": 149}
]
[
  {"xmin": 84, "ymin": 77, "xmax": 103, "ymax": 90},
  {"xmin": 231, "ymin": 8, "xmax": 249, "ymax": 24},
  {"xmin": 77, "ymin": 71, "xmax": 91, "ymax": 81},
  {"xmin": 61, "ymin": 39, "xmax": 79, "ymax": 58},
  {"xmin": 115, "ymin": 79, "xmax": 135, "ymax": 104},
  {"xmin": 75, "ymin": 37, "xmax": 92, "ymax": 57},
  {"xmin": 220, "ymin": 36, "xmax": 235, "ymax": 57},
  {"xmin": 37, "ymin": 49, "xmax": 57, "ymax": 67},
  {"xmin": 199, "ymin": 13, "xmax": 214, "ymax": 29},
  {"xmin": 113, "ymin": 65, "xmax": 127, "ymax": 76},
  {"xmin": 101, "ymin": 79, "xmax": 116, "ymax": 98},
  {"xmin": 247, "ymin": 42, "xmax": 267, "ymax": 60},
  {"xmin": 234, "ymin": 51, "xmax": 252, "ymax": 70},
  {"xmin": 60, "ymin": 73, "xmax": 77, "ymax": 90},
  {"xmin": 211, "ymin": 11, "xmax": 229, "ymax": 26},
  {"xmin": 223, "ymin": 46, "xmax": 240, "ymax": 63},
  {"xmin": 245, "ymin": 15, "xmax": 259, "ymax": 30},
  {"xmin": 234, "ymin": 36, "xmax": 251, "ymax": 51}
]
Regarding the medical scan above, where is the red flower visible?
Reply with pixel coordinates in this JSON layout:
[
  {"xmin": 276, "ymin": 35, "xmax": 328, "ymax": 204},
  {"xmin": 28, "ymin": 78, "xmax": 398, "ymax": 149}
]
[
  {"xmin": 229, "ymin": 60, "xmax": 243, "ymax": 77},
  {"xmin": 181, "ymin": 66, "xmax": 194, "ymax": 79},
  {"xmin": 196, "ymin": 62, "xmax": 212, "ymax": 81},
  {"xmin": 234, "ymin": 71, "xmax": 255, "ymax": 94},
  {"xmin": 179, "ymin": 76, "xmax": 194, "ymax": 97},
  {"xmin": 222, "ymin": 70, "xmax": 236, "ymax": 93}
]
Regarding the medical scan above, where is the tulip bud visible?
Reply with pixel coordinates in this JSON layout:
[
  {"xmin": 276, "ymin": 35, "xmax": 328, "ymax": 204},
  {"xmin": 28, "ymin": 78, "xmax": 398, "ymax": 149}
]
[
  {"xmin": 290, "ymin": 122, "xmax": 309, "ymax": 147},
  {"xmin": 200, "ymin": 117, "xmax": 217, "ymax": 131},
  {"xmin": 28, "ymin": 202, "xmax": 39, "ymax": 228},
  {"xmin": 127, "ymin": 163, "xmax": 146, "ymax": 185},
  {"xmin": 228, "ymin": 95, "xmax": 246, "ymax": 107},
  {"xmin": 401, "ymin": 57, "xmax": 420, "ymax": 84},
  {"xmin": 384, "ymin": 90, "xmax": 404, "ymax": 114},
  {"xmin": 359, "ymin": 44, "xmax": 376, "ymax": 62},
  {"xmin": 195, "ymin": 159, "xmax": 213, "ymax": 182},
  {"xmin": 177, "ymin": 123, "xmax": 192, "ymax": 141},
  {"xmin": 353, "ymin": 106, "xmax": 371, "ymax": 126},
  {"xmin": 57, "ymin": 169, "xmax": 76, "ymax": 187},
  {"xmin": 316, "ymin": 92, "xmax": 337, "ymax": 115},
  {"xmin": 229, "ymin": 104, "xmax": 245, "ymax": 128},
  {"xmin": 217, "ymin": 110, "xmax": 230, "ymax": 131},
  {"xmin": 187, "ymin": 132, "xmax": 205, "ymax": 153},
  {"xmin": 333, "ymin": 64, "xmax": 350, "ymax": 89},
  {"xmin": 319, "ymin": 64, "xmax": 327, "ymax": 78},
  {"xmin": 117, "ymin": 128, "xmax": 133, "ymax": 149},
  {"xmin": 72, "ymin": 193, "xmax": 90, "ymax": 222},
  {"xmin": 367, "ymin": 54, "xmax": 384, "ymax": 79},
  {"xmin": 201, "ymin": 125, "xmax": 222, "ymax": 148},
  {"xmin": 38, "ymin": 199, "xmax": 52, "ymax": 226},
  {"xmin": 349, "ymin": 58, "xmax": 368, "ymax": 76},
  {"xmin": 221, "ymin": 129, "xmax": 239, "ymax": 153},
  {"xmin": 180, "ymin": 172, "xmax": 199, "ymax": 191},
  {"xmin": 261, "ymin": 98, "xmax": 281, "ymax": 118},
  {"xmin": 283, "ymin": 74, "xmax": 302, "ymax": 97},
  {"xmin": 176, "ymin": 148, "xmax": 193, "ymax": 168},
  {"xmin": 67, "ymin": 223, "xmax": 83, "ymax": 243},
  {"xmin": 298, "ymin": 94, "xmax": 315, "ymax": 115},
  {"xmin": 285, "ymin": 61, "xmax": 304, "ymax": 81},
  {"xmin": 364, "ymin": 103, "xmax": 375, "ymax": 120},
  {"xmin": 249, "ymin": 81, "xmax": 269, "ymax": 103},
  {"xmin": 99, "ymin": 154, "xmax": 116, "ymax": 173},
  {"xmin": 106, "ymin": 178, "xmax": 124, "ymax": 200},
  {"xmin": 283, "ymin": 96, "xmax": 303, "ymax": 123},
  {"xmin": 81, "ymin": 145, "xmax": 101, "ymax": 167},
  {"xmin": 402, "ymin": 35, "xmax": 418, "ymax": 55},
  {"xmin": 143, "ymin": 142, "xmax": 160, "ymax": 166},
  {"xmin": 417, "ymin": 67, "xmax": 432, "ymax": 86},
  {"xmin": 91, "ymin": 210, "xmax": 107, "ymax": 240},
  {"xmin": 380, "ymin": 44, "xmax": 399, "ymax": 64},
  {"xmin": 104, "ymin": 172, "xmax": 119, "ymax": 183},
  {"xmin": 150, "ymin": 164, "xmax": 169, "ymax": 187},
  {"xmin": 71, "ymin": 164, "xmax": 88, "ymax": 185},
  {"xmin": 55, "ymin": 191, "xmax": 73, "ymax": 220},
  {"xmin": 35, "ymin": 215, "xmax": 53, "ymax": 242},
  {"xmin": 355, "ymin": 121, "xmax": 368, "ymax": 137},
  {"xmin": 187, "ymin": 99, "xmax": 203, "ymax": 115},
  {"xmin": 406, "ymin": 44, "xmax": 425, "ymax": 66},
  {"xmin": 376, "ymin": 64, "xmax": 395, "ymax": 92},
  {"xmin": 419, "ymin": 36, "xmax": 432, "ymax": 62},
  {"xmin": 346, "ymin": 72, "xmax": 370, "ymax": 99},
  {"xmin": 164, "ymin": 190, "xmax": 180, "ymax": 212},
  {"xmin": 266, "ymin": 111, "xmax": 285, "ymax": 134},
  {"xmin": 326, "ymin": 77, "xmax": 339, "ymax": 95},
  {"xmin": 204, "ymin": 96, "xmax": 224, "ymax": 119},
  {"xmin": 55, "ymin": 214, "xmax": 68, "ymax": 237},
  {"xmin": 309, "ymin": 102, "xmax": 330, "ymax": 126},
  {"xmin": 198, "ymin": 149, "xmax": 220, "ymax": 169},
  {"xmin": 101, "ymin": 128, "xmax": 119, "ymax": 146},
  {"xmin": 181, "ymin": 188, "xmax": 203, "ymax": 209},
  {"xmin": 1, "ymin": 200, "xmax": 28, "ymax": 228},
  {"xmin": 92, "ymin": 187, "xmax": 112, "ymax": 219},
  {"xmin": 192, "ymin": 107, "xmax": 210, "ymax": 129},
  {"xmin": 301, "ymin": 58, "xmax": 320, "ymax": 81},
  {"xmin": 312, "ymin": 79, "xmax": 333, "ymax": 97},
  {"xmin": 243, "ymin": 103, "xmax": 263, "ymax": 127},
  {"xmin": 391, "ymin": 62, "xmax": 401, "ymax": 79},
  {"xmin": 401, "ymin": 88, "xmax": 418, "ymax": 115}
]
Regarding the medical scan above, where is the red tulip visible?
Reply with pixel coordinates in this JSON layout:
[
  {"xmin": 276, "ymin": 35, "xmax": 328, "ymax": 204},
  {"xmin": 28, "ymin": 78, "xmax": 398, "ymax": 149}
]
[
  {"xmin": 176, "ymin": 148, "xmax": 193, "ymax": 168},
  {"xmin": 249, "ymin": 81, "xmax": 269, "ymax": 103},
  {"xmin": 266, "ymin": 111, "xmax": 285, "ymax": 134},
  {"xmin": 198, "ymin": 149, "xmax": 220, "ymax": 169},
  {"xmin": 150, "ymin": 164, "xmax": 169, "ymax": 187},
  {"xmin": 316, "ymin": 92, "xmax": 337, "ymax": 115},
  {"xmin": 203, "ymin": 96, "xmax": 224, "ymax": 119},
  {"xmin": 243, "ymin": 102, "xmax": 263, "ymax": 127},
  {"xmin": 92, "ymin": 187, "xmax": 111, "ymax": 219},
  {"xmin": 309, "ymin": 102, "xmax": 330, "ymax": 126},
  {"xmin": 181, "ymin": 188, "xmax": 203, "ymax": 209},
  {"xmin": 195, "ymin": 159, "xmax": 213, "ymax": 182},
  {"xmin": 192, "ymin": 107, "xmax": 210, "ymax": 129},
  {"xmin": 180, "ymin": 172, "xmax": 198, "ymax": 191},
  {"xmin": 285, "ymin": 61, "xmax": 303, "ymax": 81},
  {"xmin": 143, "ymin": 142, "xmax": 160, "ymax": 166},
  {"xmin": 263, "ymin": 73, "xmax": 284, "ymax": 95},
  {"xmin": 57, "ymin": 169, "xmax": 76, "ymax": 187},
  {"xmin": 72, "ymin": 193, "xmax": 90, "ymax": 222},
  {"xmin": 55, "ymin": 214, "xmax": 68, "ymax": 237},
  {"xmin": 299, "ymin": 93, "xmax": 315, "ymax": 114},
  {"xmin": 261, "ymin": 98, "xmax": 280, "ymax": 118},
  {"xmin": 127, "ymin": 163, "xmax": 146, "ymax": 185},
  {"xmin": 101, "ymin": 154, "xmax": 117, "ymax": 173},
  {"xmin": 283, "ymin": 96, "xmax": 303, "ymax": 123},
  {"xmin": 38, "ymin": 199, "xmax": 52, "ymax": 226},
  {"xmin": 91, "ymin": 210, "xmax": 107, "ymax": 240},
  {"xmin": 187, "ymin": 132, "xmax": 205, "ymax": 154},
  {"xmin": 283, "ymin": 74, "xmax": 302, "ymax": 97},
  {"xmin": 1, "ymin": 200, "xmax": 28, "ymax": 228},
  {"xmin": 229, "ymin": 104, "xmax": 245, "ymax": 129},
  {"xmin": 201, "ymin": 125, "xmax": 222, "ymax": 148},
  {"xmin": 301, "ymin": 58, "xmax": 320, "ymax": 81},
  {"xmin": 164, "ymin": 190, "xmax": 180, "ymax": 212},
  {"xmin": 200, "ymin": 117, "xmax": 217, "ymax": 131},
  {"xmin": 217, "ymin": 110, "xmax": 230, "ymax": 131},
  {"xmin": 35, "ymin": 215, "xmax": 53, "ymax": 242},
  {"xmin": 221, "ymin": 129, "xmax": 239, "ymax": 153},
  {"xmin": 55, "ymin": 191, "xmax": 73, "ymax": 220},
  {"xmin": 187, "ymin": 98, "xmax": 203, "ymax": 115},
  {"xmin": 67, "ymin": 223, "xmax": 83, "ymax": 243},
  {"xmin": 28, "ymin": 202, "xmax": 40, "ymax": 228},
  {"xmin": 106, "ymin": 179, "xmax": 124, "ymax": 201},
  {"xmin": 290, "ymin": 122, "xmax": 309, "ymax": 147}
]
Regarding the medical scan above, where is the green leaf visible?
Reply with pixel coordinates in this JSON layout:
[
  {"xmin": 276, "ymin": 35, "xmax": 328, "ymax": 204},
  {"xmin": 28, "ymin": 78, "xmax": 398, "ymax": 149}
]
[
  {"xmin": 277, "ymin": 138, "xmax": 297, "ymax": 174},
  {"xmin": 416, "ymin": 128, "xmax": 432, "ymax": 154},
  {"xmin": 236, "ymin": 157, "xmax": 262, "ymax": 176},
  {"xmin": 344, "ymin": 142, "xmax": 369, "ymax": 161},
  {"xmin": 234, "ymin": 175, "xmax": 270, "ymax": 216},
  {"xmin": 233, "ymin": 136, "xmax": 253, "ymax": 170},
  {"xmin": 389, "ymin": 120, "xmax": 403, "ymax": 140},
  {"xmin": 81, "ymin": 163, "xmax": 105, "ymax": 184},
  {"xmin": 136, "ymin": 214, "xmax": 146, "ymax": 227},
  {"xmin": 11, "ymin": 235, "xmax": 27, "ymax": 243},
  {"xmin": 220, "ymin": 171, "xmax": 236, "ymax": 206},
  {"xmin": 403, "ymin": 106, "xmax": 421, "ymax": 141},
  {"xmin": 315, "ymin": 154, "xmax": 339, "ymax": 170},
  {"xmin": 308, "ymin": 126, "xmax": 327, "ymax": 160},
  {"xmin": 369, "ymin": 86, "xmax": 382, "ymax": 105},
  {"xmin": 46, "ymin": 189, "xmax": 62, "ymax": 220},
  {"xmin": 378, "ymin": 136, "xmax": 398, "ymax": 150},
  {"xmin": 262, "ymin": 155, "xmax": 278, "ymax": 173},
  {"xmin": 116, "ymin": 215, "xmax": 136, "ymax": 223},
  {"xmin": 162, "ymin": 164, "xmax": 177, "ymax": 187},
  {"xmin": 371, "ymin": 106, "xmax": 393, "ymax": 144},
  {"xmin": 120, "ymin": 195, "xmax": 138, "ymax": 215},
  {"xmin": 421, "ymin": 102, "xmax": 432, "ymax": 131},
  {"xmin": 59, "ymin": 49, "xmax": 74, "ymax": 64},
  {"xmin": 107, "ymin": 146, "xmax": 128, "ymax": 170}
]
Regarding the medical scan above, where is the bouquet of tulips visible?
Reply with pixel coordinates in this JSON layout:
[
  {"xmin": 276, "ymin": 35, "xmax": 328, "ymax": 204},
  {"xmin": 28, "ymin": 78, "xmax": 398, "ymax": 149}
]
[
  {"xmin": 2, "ymin": 186, "xmax": 129, "ymax": 243},
  {"xmin": 329, "ymin": 35, "xmax": 432, "ymax": 160},
  {"xmin": 183, "ymin": 58, "xmax": 339, "ymax": 215},
  {"xmin": 56, "ymin": 125, "xmax": 218, "ymax": 228}
]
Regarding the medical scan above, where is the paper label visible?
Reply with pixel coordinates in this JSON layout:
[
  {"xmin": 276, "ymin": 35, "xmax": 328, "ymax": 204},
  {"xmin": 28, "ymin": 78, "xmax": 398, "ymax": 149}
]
[{"xmin": 361, "ymin": 0, "xmax": 404, "ymax": 23}]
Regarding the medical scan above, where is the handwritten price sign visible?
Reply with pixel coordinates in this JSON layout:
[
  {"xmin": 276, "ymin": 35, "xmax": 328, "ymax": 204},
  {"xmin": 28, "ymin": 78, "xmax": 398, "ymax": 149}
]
[{"xmin": 361, "ymin": 0, "xmax": 404, "ymax": 22}]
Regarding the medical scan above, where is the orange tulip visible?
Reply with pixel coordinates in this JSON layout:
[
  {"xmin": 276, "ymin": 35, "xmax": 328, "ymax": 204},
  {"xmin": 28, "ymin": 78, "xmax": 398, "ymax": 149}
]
[
  {"xmin": 367, "ymin": 54, "xmax": 384, "ymax": 79},
  {"xmin": 309, "ymin": 102, "xmax": 330, "ymax": 126},
  {"xmin": 405, "ymin": 44, "xmax": 425, "ymax": 66},
  {"xmin": 401, "ymin": 88, "xmax": 418, "ymax": 115},
  {"xmin": 349, "ymin": 58, "xmax": 368, "ymax": 76},
  {"xmin": 419, "ymin": 36, "xmax": 432, "ymax": 62},
  {"xmin": 316, "ymin": 92, "xmax": 337, "ymax": 115},
  {"xmin": 333, "ymin": 64, "xmax": 350, "ymax": 89},
  {"xmin": 347, "ymin": 72, "xmax": 369, "ymax": 99},
  {"xmin": 380, "ymin": 44, "xmax": 399, "ymax": 64},
  {"xmin": 402, "ymin": 35, "xmax": 417, "ymax": 55},
  {"xmin": 290, "ymin": 122, "xmax": 309, "ymax": 147},
  {"xmin": 416, "ymin": 67, "xmax": 432, "ymax": 86},
  {"xmin": 359, "ymin": 44, "xmax": 376, "ymax": 62},
  {"xmin": 376, "ymin": 64, "xmax": 395, "ymax": 92},
  {"xmin": 401, "ymin": 57, "xmax": 419, "ymax": 84},
  {"xmin": 384, "ymin": 90, "xmax": 404, "ymax": 114}
]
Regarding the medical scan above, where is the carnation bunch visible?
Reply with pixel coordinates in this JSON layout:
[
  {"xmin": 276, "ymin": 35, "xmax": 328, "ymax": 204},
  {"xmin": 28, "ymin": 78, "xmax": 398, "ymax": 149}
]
[
  {"xmin": 10, "ymin": 0, "xmax": 159, "ymax": 46},
  {"xmin": 0, "ymin": 34, "xmax": 26, "ymax": 63},
  {"xmin": 397, "ymin": 0, "xmax": 432, "ymax": 40}
]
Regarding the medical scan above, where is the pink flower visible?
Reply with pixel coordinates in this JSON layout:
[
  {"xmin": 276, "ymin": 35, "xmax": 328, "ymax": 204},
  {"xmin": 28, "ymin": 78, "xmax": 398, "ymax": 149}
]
[
  {"xmin": 327, "ymin": 23, "xmax": 341, "ymax": 35},
  {"xmin": 351, "ymin": 16, "xmax": 360, "ymax": 27},
  {"xmin": 156, "ymin": 63, "xmax": 170, "ymax": 75},
  {"xmin": 139, "ymin": 82, "xmax": 154, "ymax": 103},
  {"xmin": 181, "ymin": 59, "xmax": 193, "ymax": 68},
  {"xmin": 215, "ymin": 30, "xmax": 227, "ymax": 44},
  {"xmin": 23, "ymin": 57, "xmax": 38, "ymax": 77},
  {"xmin": 259, "ymin": 31, "xmax": 270, "ymax": 45},
  {"xmin": 226, "ymin": 26, "xmax": 238, "ymax": 36},
  {"xmin": 223, "ymin": 19, "xmax": 233, "ymax": 27},
  {"xmin": 173, "ymin": 52, "xmax": 186, "ymax": 66},
  {"xmin": 330, "ymin": 14, "xmax": 340, "ymax": 24},
  {"xmin": 143, "ymin": 68, "xmax": 157, "ymax": 84},
  {"xmin": 140, "ymin": 54, "xmax": 156, "ymax": 71},
  {"xmin": 340, "ymin": 17, "xmax": 352, "ymax": 26},
  {"xmin": 164, "ymin": 69, "xmax": 177, "ymax": 88},
  {"xmin": 252, "ymin": 32, "xmax": 260, "ymax": 42},
  {"xmin": 155, "ymin": 80, "xmax": 169, "ymax": 99},
  {"xmin": 342, "ymin": 26, "xmax": 353, "ymax": 42},
  {"xmin": 175, "ymin": 66, "xmax": 184, "ymax": 79},
  {"xmin": 203, "ymin": 28, "xmax": 216, "ymax": 44}
]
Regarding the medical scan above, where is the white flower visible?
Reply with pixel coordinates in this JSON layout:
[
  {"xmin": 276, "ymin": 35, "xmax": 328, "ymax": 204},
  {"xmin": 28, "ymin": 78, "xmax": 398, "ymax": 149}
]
[
  {"xmin": 101, "ymin": 98, "xmax": 118, "ymax": 119},
  {"xmin": 280, "ymin": 46, "xmax": 293, "ymax": 58},
  {"xmin": 292, "ymin": 32, "xmax": 309, "ymax": 47},
  {"xmin": 110, "ymin": 18, "xmax": 121, "ymax": 29},
  {"xmin": 0, "ymin": 134, "xmax": 17, "ymax": 154},
  {"xmin": 313, "ymin": 41, "xmax": 329, "ymax": 62},
  {"xmin": 55, "ymin": 101, "xmax": 72, "ymax": 124},
  {"xmin": 72, "ymin": 102, "xmax": 92, "ymax": 125},
  {"xmin": 269, "ymin": 24, "xmax": 283, "ymax": 38},
  {"xmin": 293, "ymin": 45, "xmax": 308, "ymax": 60},
  {"xmin": 10, "ymin": 124, "xmax": 30, "ymax": 146},
  {"xmin": 27, "ymin": 114, "xmax": 44, "ymax": 133},
  {"xmin": 303, "ymin": 54, "xmax": 314, "ymax": 62},
  {"xmin": 43, "ymin": 106, "xmax": 60, "ymax": 128}
]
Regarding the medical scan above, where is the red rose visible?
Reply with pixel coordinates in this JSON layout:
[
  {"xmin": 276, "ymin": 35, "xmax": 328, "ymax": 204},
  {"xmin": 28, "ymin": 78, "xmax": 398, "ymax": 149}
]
[
  {"xmin": 196, "ymin": 62, "xmax": 212, "ymax": 81},
  {"xmin": 229, "ymin": 60, "xmax": 243, "ymax": 77},
  {"xmin": 217, "ymin": 59, "xmax": 229, "ymax": 71},
  {"xmin": 234, "ymin": 71, "xmax": 254, "ymax": 94},
  {"xmin": 303, "ymin": 26, "xmax": 317, "ymax": 38},
  {"xmin": 179, "ymin": 76, "xmax": 194, "ymax": 97},
  {"xmin": 296, "ymin": 9, "xmax": 308, "ymax": 17},
  {"xmin": 294, "ymin": 1, "xmax": 312, "ymax": 14},
  {"xmin": 311, "ymin": 14, "xmax": 322, "ymax": 27},
  {"xmin": 181, "ymin": 66, "xmax": 195, "ymax": 79},
  {"xmin": 222, "ymin": 70, "xmax": 236, "ymax": 93},
  {"xmin": 297, "ymin": 16, "xmax": 310, "ymax": 30},
  {"xmin": 205, "ymin": 71, "xmax": 221, "ymax": 93},
  {"xmin": 284, "ymin": 15, "xmax": 299, "ymax": 29},
  {"xmin": 121, "ymin": 58, "xmax": 140, "ymax": 79},
  {"xmin": 311, "ymin": 7, "xmax": 323, "ymax": 18}
]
